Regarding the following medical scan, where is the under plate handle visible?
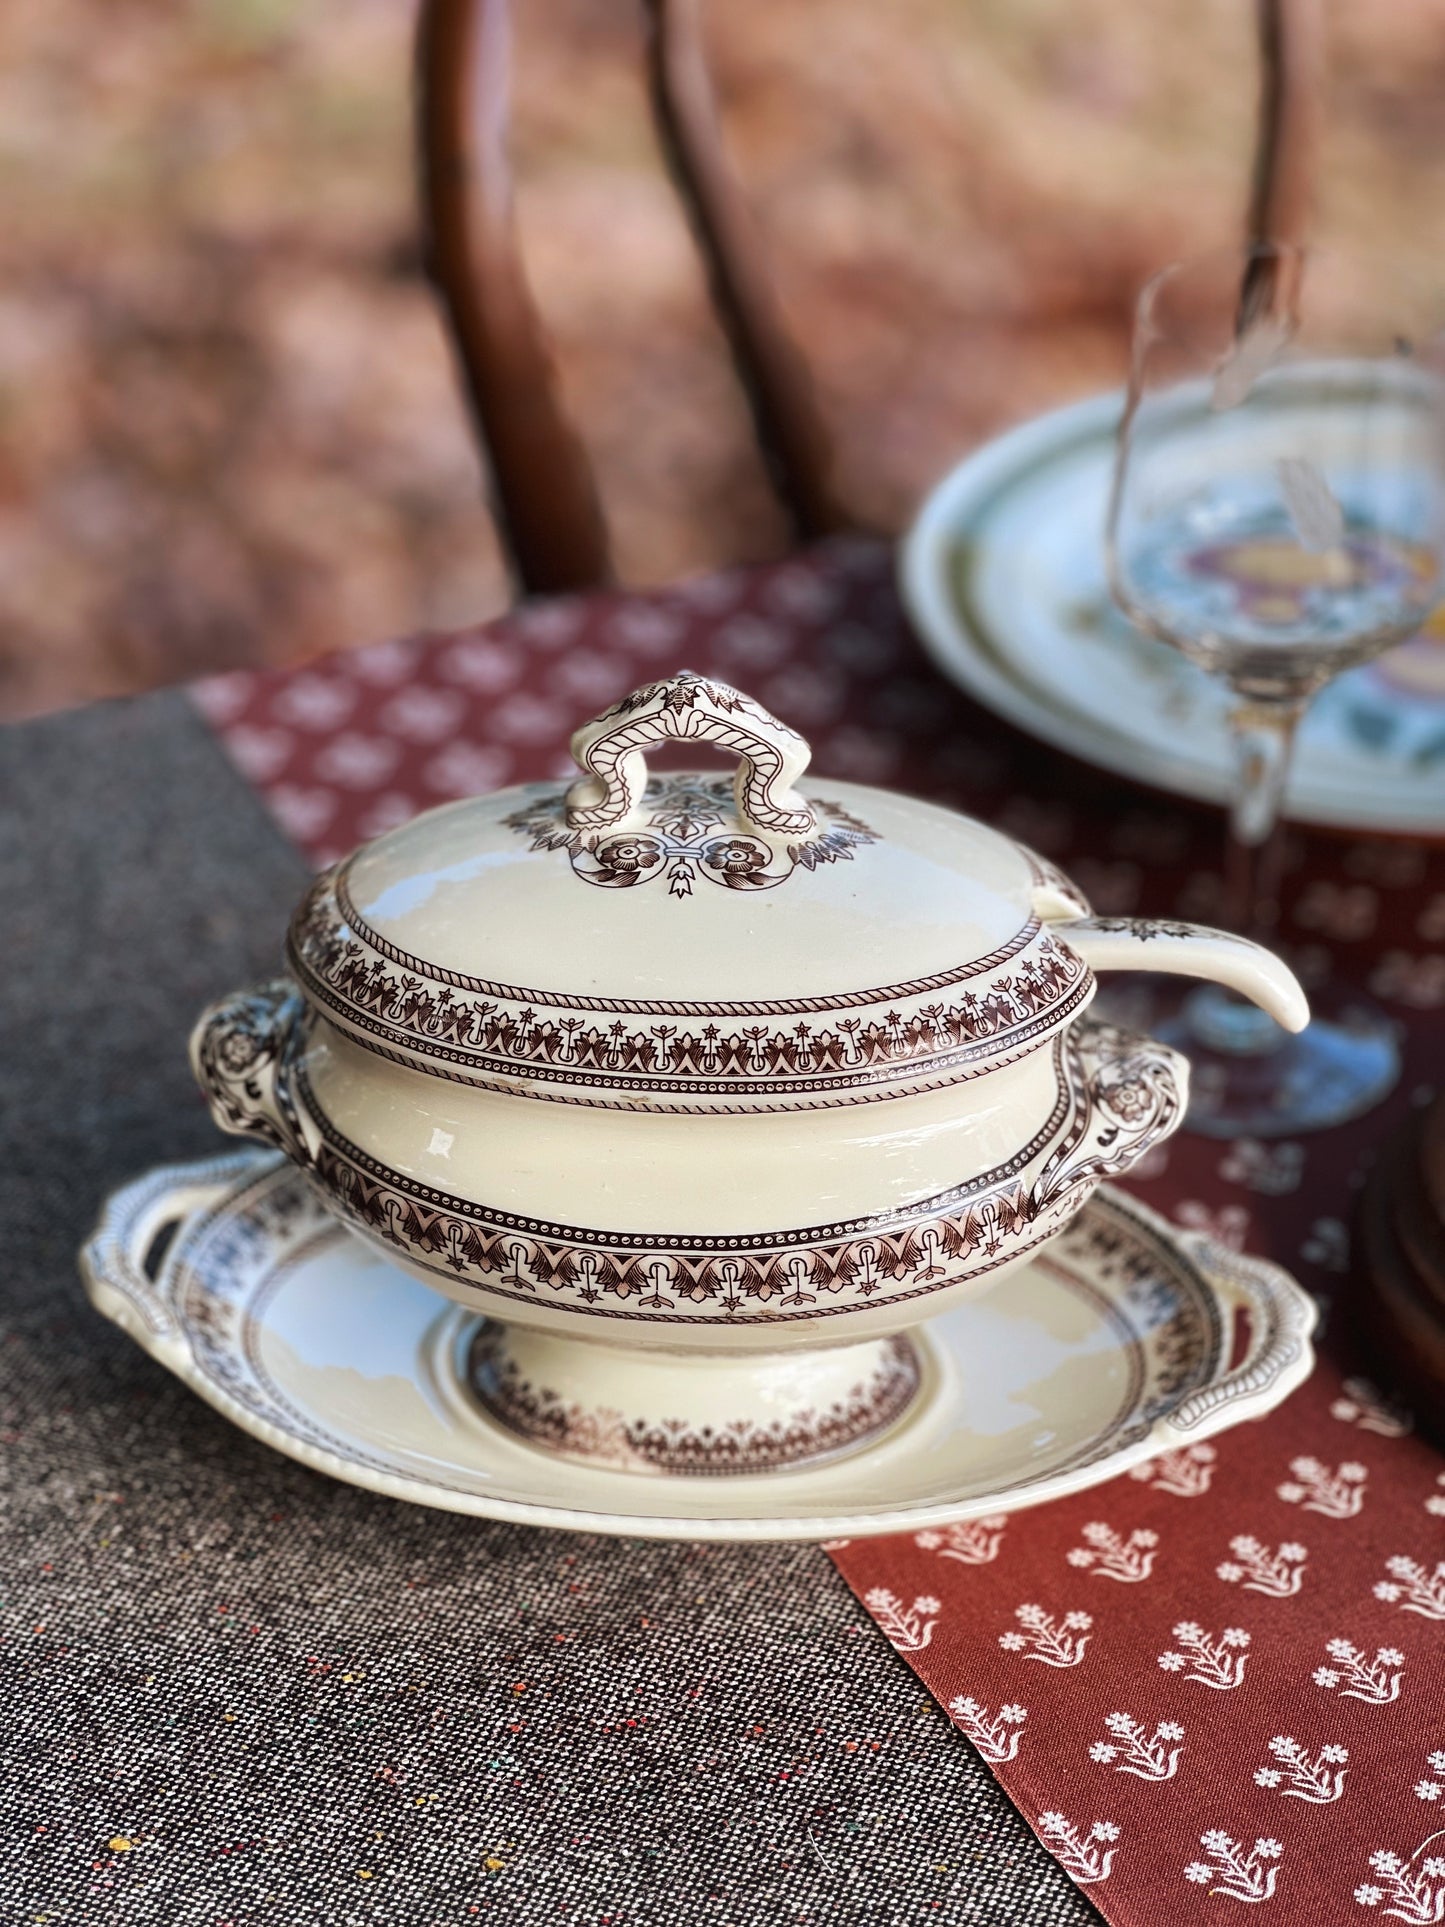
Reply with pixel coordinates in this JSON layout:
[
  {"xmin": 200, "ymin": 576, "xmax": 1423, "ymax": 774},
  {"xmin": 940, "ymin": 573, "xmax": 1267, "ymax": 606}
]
[
  {"xmin": 78, "ymin": 1151, "xmax": 272, "ymax": 1364},
  {"xmin": 1158, "ymin": 1234, "xmax": 1318, "ymax": 1440}
]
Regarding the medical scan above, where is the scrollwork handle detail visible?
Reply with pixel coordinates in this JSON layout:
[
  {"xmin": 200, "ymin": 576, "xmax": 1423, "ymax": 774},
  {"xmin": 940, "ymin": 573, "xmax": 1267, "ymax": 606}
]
[
  {"xmin": 564, "ymin": 670, "xmax": 818, "ymax": 839},
  {"xmin": 189, "ymin": 979, "xmax": 312, "ymax": 1167},
  {"xmin": 1031, "ymin": 1019, "xmax": 1187, "ymax": 1217}
]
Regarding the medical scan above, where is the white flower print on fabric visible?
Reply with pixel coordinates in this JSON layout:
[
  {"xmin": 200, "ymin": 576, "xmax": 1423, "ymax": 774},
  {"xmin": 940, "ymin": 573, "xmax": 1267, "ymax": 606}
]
[
  {"xmin": 313, "ymin": 731, "xmax": 401, "ymax": 789},
  {"xmin": 1035, "ymin": 1813, "xmax": 1120, "ymax": 1885},
  {"xmin": 1217, "ymin": 1537, "xmax": 1308, "ymax": 1597},
  {"xmin": 760, "ymin": 664, "xmax": 848, "ymax": 730},
  {"xmin": 512, "ymin": 603, "xmax": 585, "ymax": 653},
  {"xmin": 190, "ymin": 670, "xmax": 256, "ymax": 725},
  {"xmin": 1158, "ymin": 1622, "xmax": 1251, "ymax": 1690},
  {"xmin": 349, "ymin": 636, "xmax": 419, "ymax": 685},
  {"xmin": 1276, "ymin": 1457, "xmax": 1368, "ymax": 1518},
  {"xmin": 377, "ymin": 685, "xmax": 466, "ymax": 743},
  {"xmin": 1066, "ymin": 1523, "xmax": 1159, "ymax": 1582},
  {"xmin": 1129, "ymin": 1444, "xmax": 1217, "ymax": 1498},
  {"xmin": 1413, "ymin": 1749, "xmax": 1445, "ymax": 1803},
  {"xmin": 761, "ymin": 562, "xmax": 839, "ymax": 623},
  {"xmin": 267, "ymin": 783, "xmax": 336, "ymax": 843},
  {"xmin": 1371, "ymin": 951, "xmax": 1445, "ymax": 1009},
  {"xmin": 1354, "ymin": 1848, "xmax": 1445, "ymax": 1920},
  {"xmin": 1375, "ymin": 1557, "xmax": 1445, "ymax": 1621},
  {"xmin": 1253, "ymin": 1736, "xmax": 1349, "ymax": 1804},
  {"xmin": 708, "ymin": 609, "xmax": 790, "ymax": 668},
  {"xmin": 1331, "ymin": 1378, "xmax": 1413, "ymax": 1437},
  {"xmin": 1294, "ymin": 879, "xmax": 1378, "ymax": 942},
  {"xmin": 224, "ymin": 723, "xmax": 295, "ymax": 784},
  {"xmin": 1426, "ymin": 1477, "xmax": 1445, "ymax": 1519},
  {"xmin": 273, "ymin": 673, "xmax": 358, "ymax": 731},
  {"xmin": 548, "ymin": 652, "xmax": 629, "ymax": 710},
  {"xmin": 1129, "ymin": 1141, "xmax": 1171, "ymax": 1182},
  {"xmin": 489, "ymin": 692, "xmax": 569, "ymax": 745},
  {"xmin": 1343, "ymin": 840, "xmax": 1427, "ymax": 889},
  {"xmin": 605, "ymin": 603, "xmax": 686, "ymax": 659},
  {"xmin": 821, "ymin": 724, "xmax": 902, "ymax": 784},
  {"xmin": 1176, "ymin": 1201, "xmax": 1250, "ymax": 1250},
  {"xmin": 862, "ymin": 1588, "xmax": 941, "ymax": 1653},
  {"xmin": 948, "ymin": 1696, "xmax": 1027, "ymax": 1764},
  {"xmin": 913, "ymin": 1517, "xmax": 1007, "ymax": 1565},
  {"xmin": 1314, "ymin": 1639, "xmax": 1405, "ymax": 1705},
  {"xmin": 1184, "ymin": 1832, "xmax": 1284, "ymax": 1903},
  {"xmin": 1302, "ymin": 1217, "xmax": 1351, "ymax": 1273},
  {"xmin": 702, "ymin": 597, "xmax": 779, "ymax": 651},
  {"xmin": 437, "ymin": 634, "xmax": 522, "ymax": 692},
  {"xmin": 356, "ymin": 791, "xmax": 420, "ymax": 841},
  {"xmin": 998, "ymin": 1604, "xmax": 1093, "ymax": 1668},
  {"xmin": 1089, "ymin": 1713, "xmax": 1184, "ymax": 1782},
  {"xmin": 423, "ymin": 740, "xmax": 513, "ymax": 797},
  {"xmin": 822, "ymin": 618, "xmax": 903, "ymax": 680},
  {"xmin": 1220, "ymin": 1139, "xmax": 1305, "ymax": 1196}
]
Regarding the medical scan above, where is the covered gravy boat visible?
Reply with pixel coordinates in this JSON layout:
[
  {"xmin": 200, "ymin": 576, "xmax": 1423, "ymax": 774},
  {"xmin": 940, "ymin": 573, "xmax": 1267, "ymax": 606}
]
[{"xmin": 193, "ymin": 671, "xmax": 1307, "ymax": 1474}]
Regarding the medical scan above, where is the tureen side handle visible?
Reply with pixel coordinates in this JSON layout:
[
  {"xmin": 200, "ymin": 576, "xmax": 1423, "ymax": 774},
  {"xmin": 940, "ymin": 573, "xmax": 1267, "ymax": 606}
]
[
  {"xmin": 1157, "ymin": 1234, "xmax": 1318, "ymax": 1440},
  {"xmin": 1030, "ymin": 1018, "xmax": 1187, "ymax": 1219},
  {"xmin": 1049, "ymin": 917, "xmax": 1310, "ymax": 1033},
  {"xmin": 564, "ymin": 670, "xmax": 819, "ymax": 838},
  {"xmin": 189, "ymin": 979, "xmax": 314, "ymax": 1166}
]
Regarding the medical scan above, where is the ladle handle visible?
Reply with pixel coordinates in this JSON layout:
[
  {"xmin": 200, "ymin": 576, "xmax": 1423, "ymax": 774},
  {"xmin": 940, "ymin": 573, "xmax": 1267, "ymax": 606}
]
[{"xmin": 1053, "ymin": 916, "xmax": 1310, "ymax": 1033}]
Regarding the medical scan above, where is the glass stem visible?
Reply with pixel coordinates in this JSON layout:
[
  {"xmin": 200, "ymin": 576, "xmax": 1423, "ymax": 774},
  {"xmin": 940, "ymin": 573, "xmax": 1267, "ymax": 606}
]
[
  {"xmin": 1222, "ymin": 693, "xmax": 1306, "ymax": 943},
  {"xmin": 1182, "ymin": 692, "xmax": 1307, "ymax": 1060}
]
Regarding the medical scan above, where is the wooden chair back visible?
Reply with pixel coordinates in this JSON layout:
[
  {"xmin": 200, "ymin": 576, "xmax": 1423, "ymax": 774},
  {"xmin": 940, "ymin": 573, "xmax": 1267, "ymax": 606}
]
[{"xmin": 416, "ymin": 0, "xmax": 1323, "ymax": 598}]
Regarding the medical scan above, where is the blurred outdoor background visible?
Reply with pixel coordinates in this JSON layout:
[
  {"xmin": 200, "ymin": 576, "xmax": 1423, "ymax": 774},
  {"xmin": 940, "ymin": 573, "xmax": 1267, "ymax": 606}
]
[{"xmin": 3, "ymin": 0, "xmax": 1444, "ymax": 720}]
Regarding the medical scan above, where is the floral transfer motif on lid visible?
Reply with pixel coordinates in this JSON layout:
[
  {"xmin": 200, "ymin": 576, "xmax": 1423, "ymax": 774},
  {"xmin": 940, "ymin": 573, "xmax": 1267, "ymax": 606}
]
[{"xmin": 503, "ymin": 773, "xmax": 877, "ymax": 898}]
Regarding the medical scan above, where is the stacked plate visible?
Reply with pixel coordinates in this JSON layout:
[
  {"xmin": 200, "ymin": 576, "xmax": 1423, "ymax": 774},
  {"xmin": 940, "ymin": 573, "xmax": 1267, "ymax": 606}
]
[{"xmin": 902, "ymin": 391, "xmax": 1445, "ymax": 838}]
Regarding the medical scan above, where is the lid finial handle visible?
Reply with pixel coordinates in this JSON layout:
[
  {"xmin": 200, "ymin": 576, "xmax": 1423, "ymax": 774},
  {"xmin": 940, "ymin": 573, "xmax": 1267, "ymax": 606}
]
[{"xmin": 565, "ymin": 671, "xmax": 819, "ymax": 838}]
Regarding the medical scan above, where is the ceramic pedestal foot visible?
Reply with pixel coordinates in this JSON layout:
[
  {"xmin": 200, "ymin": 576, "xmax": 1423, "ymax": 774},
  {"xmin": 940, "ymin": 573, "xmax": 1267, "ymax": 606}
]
[{"xmin": 466, "ymin": 1323, "xmax": 923, "ymax": 1476}]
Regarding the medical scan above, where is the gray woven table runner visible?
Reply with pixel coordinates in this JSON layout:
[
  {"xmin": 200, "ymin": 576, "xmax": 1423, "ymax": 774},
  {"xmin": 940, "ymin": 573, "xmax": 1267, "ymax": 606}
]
[{"xmin": 0, "ymin": 694, "xmax": 1099, "ymax": 1925}]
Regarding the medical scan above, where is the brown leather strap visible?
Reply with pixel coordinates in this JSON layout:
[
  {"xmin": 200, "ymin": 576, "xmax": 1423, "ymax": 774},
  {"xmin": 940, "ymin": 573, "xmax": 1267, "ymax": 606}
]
[{"xmin": 416, "ymin": 0, "xmax": 612, "ymax": 594}]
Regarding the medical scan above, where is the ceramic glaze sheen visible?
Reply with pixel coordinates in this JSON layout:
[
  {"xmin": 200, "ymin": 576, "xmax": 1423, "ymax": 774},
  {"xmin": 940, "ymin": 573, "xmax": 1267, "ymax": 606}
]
[
  {"xmin": 191, "ymin": 671, "xmax": 1309, "ymax": 1472},
  {"xmin": 344, "ymin": 777, "xmax": 1036, "ymax": 1002},
  {"xmin": 80, "ymin": 1153, "xmax": 1318, "ymax": 1533}
]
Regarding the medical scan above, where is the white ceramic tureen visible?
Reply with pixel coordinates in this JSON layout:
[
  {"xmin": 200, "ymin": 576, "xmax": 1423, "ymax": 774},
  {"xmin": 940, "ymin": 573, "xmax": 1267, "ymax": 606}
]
[{"xmin": 192, "ymin": 670, "xmax": 1307, "ymax": 1477}]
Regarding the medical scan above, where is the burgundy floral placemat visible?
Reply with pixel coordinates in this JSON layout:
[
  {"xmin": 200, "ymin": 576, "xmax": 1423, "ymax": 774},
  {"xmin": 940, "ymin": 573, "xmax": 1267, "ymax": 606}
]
[
  {"xmin": 832, "ymin": 1366, "xmax": 1445, "ymax": 1923},
  {"xmin": 193, "ymin": 534, "xmax": 1445, "ymax": 1926}
]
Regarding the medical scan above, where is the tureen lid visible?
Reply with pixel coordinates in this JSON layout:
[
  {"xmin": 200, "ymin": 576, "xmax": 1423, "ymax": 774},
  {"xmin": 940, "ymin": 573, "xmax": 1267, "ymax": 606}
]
[{"xmin": 287, "ymin": 671, "xmax": 1094, "ymax": 1110}]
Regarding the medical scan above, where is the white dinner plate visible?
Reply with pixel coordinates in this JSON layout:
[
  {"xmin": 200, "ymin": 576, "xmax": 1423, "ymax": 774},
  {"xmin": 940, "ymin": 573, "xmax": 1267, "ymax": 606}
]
[{"xmin": 901, "ymin": 391, "xmax": 1445, "ymax": 836}]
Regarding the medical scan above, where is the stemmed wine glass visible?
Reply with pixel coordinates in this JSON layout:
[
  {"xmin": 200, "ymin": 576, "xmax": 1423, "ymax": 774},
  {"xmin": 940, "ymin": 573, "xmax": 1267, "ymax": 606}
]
[{"xmin": 1107, "ymin": 243, "xmax": 1445, "ymax": 1136}]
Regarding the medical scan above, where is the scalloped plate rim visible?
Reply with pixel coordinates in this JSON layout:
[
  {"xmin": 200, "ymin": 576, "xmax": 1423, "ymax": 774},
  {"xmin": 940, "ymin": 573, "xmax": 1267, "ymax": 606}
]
[{"xmin": 79, "ymin": 1150, "xmax": 1316, "ymax": 1543}]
